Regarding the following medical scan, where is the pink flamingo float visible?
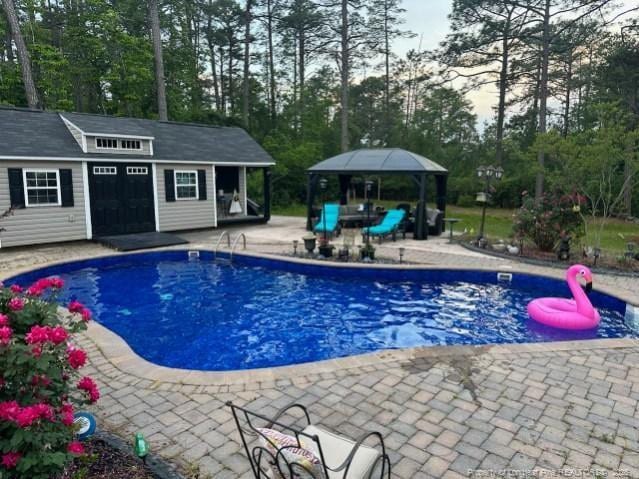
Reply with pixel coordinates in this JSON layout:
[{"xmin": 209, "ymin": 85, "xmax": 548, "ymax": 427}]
[{"xmin": 527, "ymin": 264, "xmax": 601, "ymax": 330}]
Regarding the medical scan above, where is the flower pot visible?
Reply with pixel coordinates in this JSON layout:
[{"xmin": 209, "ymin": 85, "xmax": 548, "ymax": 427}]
[
  {"xmin": 303, "ymin": 237, "xmax": 316, "ymax": 254},
  {"xmin": 360, "ymin": 249, "xmax": 375, "ymax": 261},
  {"xmin": 318, "ymin": 244, "xmax": 334, "ymax": 258}
]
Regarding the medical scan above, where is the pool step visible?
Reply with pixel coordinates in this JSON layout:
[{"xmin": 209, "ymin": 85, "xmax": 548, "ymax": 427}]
[{"xmin": 626, "ymin": 304, "xmax": 639, "ymax": 333}]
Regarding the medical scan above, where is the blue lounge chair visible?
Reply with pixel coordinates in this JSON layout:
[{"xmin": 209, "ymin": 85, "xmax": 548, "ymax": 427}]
[
  {"xmin": 362, "ymin": 209, "xmax": 406, "ymax": 243},
  {"xmin": 314, "ymin": 203, "xmax": 340, "ymax": 237}
]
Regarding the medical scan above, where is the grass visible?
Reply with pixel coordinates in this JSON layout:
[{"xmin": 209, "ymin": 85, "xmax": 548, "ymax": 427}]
[{"xmin": 273, "ymin": 202, "xmax": 639, "ymax": 252}]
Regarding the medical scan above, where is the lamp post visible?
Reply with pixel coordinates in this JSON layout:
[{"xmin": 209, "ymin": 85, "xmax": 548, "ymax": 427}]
[
  {"xmin": 476, "ymin": 165, "xmax": 503, "ymax": 244},
  {"xmin": 365, "ymin": 179, "xmax": 374, "ymax": 247},
  {"xmin": 319, "ymin": 178, "xmax": 328, "ymax": 248}
]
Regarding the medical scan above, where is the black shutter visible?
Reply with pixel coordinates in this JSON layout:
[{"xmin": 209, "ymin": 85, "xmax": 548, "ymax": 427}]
[
  {"xmin": 59, "ymin": 169, "xmax": 74, "ymax": 207},
  {"xmin": 164, "ymin": 169, "xmax": 175, "ymax": 202},
  {"xmin": 197, "ymin": 169, "xmax": 207, "ymax": 201},
  {"xmin": 8, "ymin": 168, "xmax": 25, "ymax": 208}
]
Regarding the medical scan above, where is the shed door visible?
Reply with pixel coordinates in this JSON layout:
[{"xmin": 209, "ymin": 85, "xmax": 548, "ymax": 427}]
[{"xmin": 88, "ymin": 163, "xmax": 155, "ymax": 236}]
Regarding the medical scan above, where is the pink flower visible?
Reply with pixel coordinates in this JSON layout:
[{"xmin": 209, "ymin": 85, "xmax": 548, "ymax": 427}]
[
  {"xmin": 30, "ymin": 374, "xmax": 51, "ymax": 387},
  {"xmin": 7, "ymin": 298, "xmax": 24, "ymax": 312},
  {"xmin": 0, "ymin": 314, "xmax": 9, "ymax": 327},
  {"xmin": 67, "ymin": 348, "xmax": 87, "ymax": 369},
  {"xmin": 81, "ymin": 309, "xmax": 92, "ymax": 322},
  {"xmin": 48, "ymin": 326, "xmax": 68, "ymax": 345},
  {"xmin": 77, "ymin": 377, "xmax": 100, "ymax": 403},
  {"xmin": 9, "ymin": 284, "xmax": 22, "ymax": 294},
  {"xmin": 0, "ymin": 401, "xmax": 20, "ymax": 422},
  {"xmin": 60, "ymin": 403, "xmax": 74, "ymax": 426},
  {"xmin": 25, "ymin": 325, "xmax": 51, "ymax": 344},
  {"xmin": 32, "ymin": 403, "xmax": 54, "ymax": 421},
  {"xmin": 67, "ymin": 441, "xmax": 85, "ymax": 455},
  {"xmin": 49, "ymin": 277, "xmax": 64, "ymax": 289},
  {"xmin": 68, "ymin": 300, "xmax": 85, "ymax": 313},
  {"xmin": 15, "ymin": 407, "xmax": 39, "ymax": 428},
  {"xmin": 0, "ymin": 326, "xmax": 11, "ymax": 346},
  {"xmin": 1, "ymin": 452, "xmax": 21, "ymax": 469},
  {"xmin": 26, "ymin": 285, "xmax": 43, "ymax": 297}
]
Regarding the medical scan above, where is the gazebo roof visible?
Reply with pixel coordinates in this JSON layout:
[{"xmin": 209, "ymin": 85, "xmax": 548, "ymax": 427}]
[{"xmin": 308, "ymin": 148, "xmax": 448, "ymax": 175}]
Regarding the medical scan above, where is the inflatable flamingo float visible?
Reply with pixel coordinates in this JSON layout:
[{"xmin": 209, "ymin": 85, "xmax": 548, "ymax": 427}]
[{"xmin": 527, "ymin": 264, "xmax": 601, "ymax": 330}]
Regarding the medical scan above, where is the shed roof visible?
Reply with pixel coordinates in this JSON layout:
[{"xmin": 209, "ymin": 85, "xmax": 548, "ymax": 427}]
[
  {"xmin": 307, "ymin": 149, "xmax": 447, "ymax": 175},
  {"xmin": 0, "ymin": 107, "xmax": 274, "ymax": 165}
]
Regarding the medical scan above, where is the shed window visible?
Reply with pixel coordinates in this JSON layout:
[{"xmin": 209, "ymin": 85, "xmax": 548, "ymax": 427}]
[
  {"xmin": 96, "ymin": 138, "xmax": 118, "ymax": 149},
  {"xmin": 175, "ymin": 171, "xmax": 198, "ymax": 200},
  {"xmin": 23, "ymin": 169, "xmax": 61, "ymax": 206},
  {"xmin": 121, "ymin": 140, "xmax": 141, "ymax": 150},
  {"xmin": 126, "ymin": 166, "xmax": 148, "ymax": 175},
  {"xmin": 93, "ymin": 166, "xmax": 117, "ymax": 175}
]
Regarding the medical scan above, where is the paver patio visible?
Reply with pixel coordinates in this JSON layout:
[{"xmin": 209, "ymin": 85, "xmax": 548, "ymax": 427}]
[{"xmin": 1, "ymin": 216, "xmax": 638, "ymax": 478}]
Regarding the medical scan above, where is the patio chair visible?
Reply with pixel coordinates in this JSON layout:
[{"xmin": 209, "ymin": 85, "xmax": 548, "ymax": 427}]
[
  {"xmin": 227, "ymin": 402, "xmax": 391, "ymax": 479},
  {"xmin": 314, "ymin": 204, "xmax": 341, "ymax": 237},
  {"xmin": 362, "ymin": 209, "xmax": 406, "ymax": 243}
]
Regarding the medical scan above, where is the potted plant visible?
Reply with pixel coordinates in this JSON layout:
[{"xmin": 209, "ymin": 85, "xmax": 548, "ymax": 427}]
[
  {"xmin": 360, "ymin": 242, "xmax": 376, "ymax": 261},
  {"xmin": 318, "ymin": 237, "xmax": 334, "ymax": 258},
  {"xmin": 303, "ymin": 234, "xmax": 316, "ymax": 254}
]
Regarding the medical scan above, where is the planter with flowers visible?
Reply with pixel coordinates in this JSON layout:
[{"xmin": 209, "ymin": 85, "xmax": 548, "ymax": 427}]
[{"xmin": 0, "ymin": 277, "xmax": 99, "ymax": 479}]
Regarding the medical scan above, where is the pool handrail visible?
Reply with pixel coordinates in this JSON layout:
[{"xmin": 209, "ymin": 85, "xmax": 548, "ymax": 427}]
[
  {"xmin": 230, "ymin": 233, "xmax": 247, "ymax": 262},
  {"xmin": 213, "ymin": 231, "xmax": 231, "ymax": 261}
]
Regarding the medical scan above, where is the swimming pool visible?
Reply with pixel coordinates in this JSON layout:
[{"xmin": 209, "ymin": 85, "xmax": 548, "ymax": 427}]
[{"xmin": 7, "ymin": 251, "xmax": 634, "ymax": 371}]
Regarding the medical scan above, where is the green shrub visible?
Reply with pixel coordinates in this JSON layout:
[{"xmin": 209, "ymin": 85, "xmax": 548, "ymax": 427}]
[
  {"xmin": 513, "ymin": 190, "xmax": 585, "ymax": 252},
  {"xmin": 0, "ymin": 278, "xmax": 99, "ymax": 478}
]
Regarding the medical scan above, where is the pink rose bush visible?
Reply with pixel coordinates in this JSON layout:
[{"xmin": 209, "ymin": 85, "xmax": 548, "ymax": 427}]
[{"xmin": 0, "ymin": 277, "xmax": 99, "ymax": 478}]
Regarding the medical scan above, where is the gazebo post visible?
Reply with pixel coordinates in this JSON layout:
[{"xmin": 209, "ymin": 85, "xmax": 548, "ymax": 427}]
[
  {"xmin": 306, "ymin": 174, "xmax": 319, "ymax": 231},
  {"xmin": 338, "ymin": 174, "xmax": 351, "ymax": 205},
  {"xmin": 435, "ymin": 174, "xmax": 447, "ymax": 231},
  {"xmin": 263, "ymin": 168, "xmax": 272, "ymax": 222},
  {"xmin": 415, "ymin": 174, "xmax": 428, "ymax": 240}
]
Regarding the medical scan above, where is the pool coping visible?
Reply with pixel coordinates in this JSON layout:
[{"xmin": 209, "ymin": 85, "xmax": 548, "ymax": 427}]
[{"xmin": 3, "ymin": 248, "xmax": 639, "ymax": 386}]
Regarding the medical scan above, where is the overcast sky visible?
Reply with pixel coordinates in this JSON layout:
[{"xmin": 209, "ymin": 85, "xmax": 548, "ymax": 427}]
[{"xmin": 393, "ymin": 0, "xmax": 637, "ymax": 127}]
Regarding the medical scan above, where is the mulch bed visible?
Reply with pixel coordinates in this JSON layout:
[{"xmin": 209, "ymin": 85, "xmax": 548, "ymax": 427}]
[{"xmin": 60, "ymin": 438, "xmax": 157, "ymax": 479}]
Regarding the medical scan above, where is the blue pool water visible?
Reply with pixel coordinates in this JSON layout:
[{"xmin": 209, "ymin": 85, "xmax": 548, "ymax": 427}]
[{"xmin": 8, "ymin": 251, "xmax": 634, "ymax": 371}]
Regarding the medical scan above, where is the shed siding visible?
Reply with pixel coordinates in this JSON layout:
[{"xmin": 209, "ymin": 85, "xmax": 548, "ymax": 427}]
[
  {"xmin": 86, "ymin": 137, "xmax": 152, "ymax": 155},
  {"xmin": 156, "ymin": 163, "xmax": 215, "ymax": 231},
  {"xmin": 0, "ymin": 161, "xmax": 87, "ymax": 248}
]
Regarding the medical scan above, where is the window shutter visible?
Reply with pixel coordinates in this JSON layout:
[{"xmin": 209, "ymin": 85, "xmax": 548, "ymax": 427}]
[
  {"xmin": 8, "ymin": 168, "xmax": 25, "ymax": 209},
  {"xmin": 197, "ymin": 170, "xmax": 207, "ymax": 201},
  {"xmin": 164, "ymin": 169, "xmax": 175, "ymax": 202},
  {"xmin": 60, "ymin": 169, "xmax": 74, "ymax": 207}
]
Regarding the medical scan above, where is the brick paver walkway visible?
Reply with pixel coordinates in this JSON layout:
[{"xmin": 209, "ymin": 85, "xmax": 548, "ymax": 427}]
[{"xmin": 2, "ymin": 217, "xmax": 638, "ymax": 478}]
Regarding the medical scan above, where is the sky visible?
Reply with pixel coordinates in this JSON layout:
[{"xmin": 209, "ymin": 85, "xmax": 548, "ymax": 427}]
[{"xmin": 393, "ymin": 0, "xmax": 638, "ymax": 128}]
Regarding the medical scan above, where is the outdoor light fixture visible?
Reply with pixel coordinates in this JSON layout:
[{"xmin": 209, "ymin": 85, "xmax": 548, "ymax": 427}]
[
  {"xmin": 293, "ymin": 240, "xmax": 299, "ymax": 256},
  {"xmin": 399, "ymin": 247, "xmax": 405, "ymax": 264},
  {"xmin": 365, "ymin": 180, "xmax": 374, "ymax": 247},
  {"xmin": 476, "ymin": 165, "xmax": 503, "ymax": 244}
]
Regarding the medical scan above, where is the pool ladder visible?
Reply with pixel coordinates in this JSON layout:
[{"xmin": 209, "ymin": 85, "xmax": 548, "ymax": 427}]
[{"xmin": 213, "ymin": 231, "xmax": 247, "ymax": 263}]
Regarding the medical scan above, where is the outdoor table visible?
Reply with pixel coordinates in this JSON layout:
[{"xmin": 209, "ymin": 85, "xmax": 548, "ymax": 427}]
[{"xmin": 443, "ymin": 218, "xmax": 460, "ymax": 243}]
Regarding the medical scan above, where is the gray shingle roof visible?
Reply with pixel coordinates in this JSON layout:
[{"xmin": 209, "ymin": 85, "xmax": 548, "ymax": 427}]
[
  {"xmin": 0, "ymin": 107, "xmax": 274, "ymax": 165},
  {"xmin": 308, "ymin": 148, "xmax": 447, "ymax": 174}
]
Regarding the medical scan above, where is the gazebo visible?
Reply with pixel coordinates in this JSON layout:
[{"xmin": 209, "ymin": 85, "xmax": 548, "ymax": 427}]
[{"xmin": 306, "ymin": 148, "xmax": 448, "ymax": 240}]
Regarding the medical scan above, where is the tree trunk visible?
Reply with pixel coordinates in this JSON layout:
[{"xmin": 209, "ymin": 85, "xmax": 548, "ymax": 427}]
[
  {"xmin": 228, "ymin": 37, "xmax": 234, "ymax": 114},
  {"xmin": 340, "ymin": 0, "xmax": 349, "ymax": 152},
  {"xmin": 2, "ymin": 0, "xmax": 39, "ymax": 108},
  {"xmin": 242, "ymin": 0, "xmax": 252, "ymax": 127},
  {"xmin": 298, "ymin": 28, "xmax": 305, "ymax": 135},
  {"xmin": 495, "ymin": 12, "xmax": 511, "ymax": 167},
  {"xmin": 219, "ymin": 47, "xmax": 226, "ymax": 114},
  {"xmin": 383, "ymin": 0, "xmax": 390, "ymax": 139},
  {"xmin": 562, "ymin": 49, "xmax": 573, "ymax": 138},
  {"xmin": 208, "ymin": 43, "xmax": 221, "ymax": 110},
  {"xmin": 535, "ymin": 0, "xmax": 551, "ymax": 201},
  {"xmin": 149, "ymin": 0, "xmax": 168, "ymax": 121},
  {"xmin": 266, "ymin": 0, "xmax": 276, "ymax": 122}
]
